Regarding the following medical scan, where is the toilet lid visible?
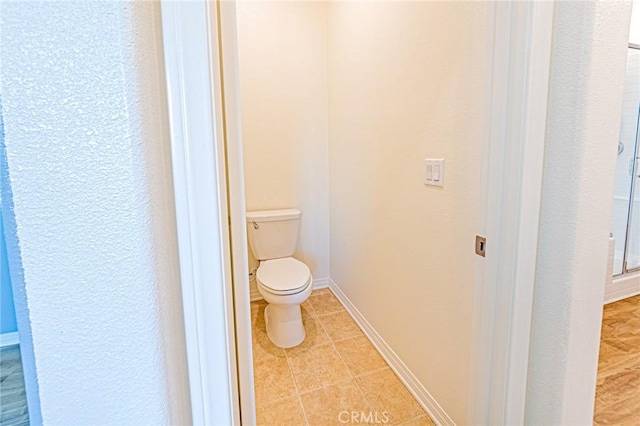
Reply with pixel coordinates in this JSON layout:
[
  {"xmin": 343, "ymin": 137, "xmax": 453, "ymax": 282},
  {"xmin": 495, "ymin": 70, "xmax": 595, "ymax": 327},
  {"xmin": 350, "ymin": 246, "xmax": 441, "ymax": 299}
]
[{"xmin": 257, "ymin": 257, "xmax": 311, "ymax": 295}]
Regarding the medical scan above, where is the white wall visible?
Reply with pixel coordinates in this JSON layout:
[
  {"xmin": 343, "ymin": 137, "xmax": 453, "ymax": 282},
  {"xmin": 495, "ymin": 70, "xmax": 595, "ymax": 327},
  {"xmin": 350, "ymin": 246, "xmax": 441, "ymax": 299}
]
[
  {"xmin": 327, "ymin": 2, "xmax": 489, "ymax": 423},
  {"xmin": 630, "ymin": 0, "xmax": 640, "ymax": 45},
  {"xmin": 0, "ymin": 1, "xmax": 191, "ymax": 424},
  {"xmin": 236, "ymin": 1, "xmax": 330, "ymax": 292},
  {"xmin": 525, "ymin": 1, "xmax": 632, "ymax": 424}
]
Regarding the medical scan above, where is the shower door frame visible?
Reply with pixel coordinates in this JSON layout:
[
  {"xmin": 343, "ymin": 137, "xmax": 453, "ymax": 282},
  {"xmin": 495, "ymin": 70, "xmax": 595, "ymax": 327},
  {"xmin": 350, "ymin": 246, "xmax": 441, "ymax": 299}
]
[{"xmin": 618, "ymin": 44, "xmax": 640, "ymax": 276}]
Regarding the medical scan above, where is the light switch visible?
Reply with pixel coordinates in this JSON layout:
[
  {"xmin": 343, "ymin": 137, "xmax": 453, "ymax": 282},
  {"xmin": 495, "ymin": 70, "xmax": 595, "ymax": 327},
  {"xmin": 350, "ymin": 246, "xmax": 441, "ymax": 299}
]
[{"xmin": 424, "ymin": 158, "xmax": 445, "ymax": 187}]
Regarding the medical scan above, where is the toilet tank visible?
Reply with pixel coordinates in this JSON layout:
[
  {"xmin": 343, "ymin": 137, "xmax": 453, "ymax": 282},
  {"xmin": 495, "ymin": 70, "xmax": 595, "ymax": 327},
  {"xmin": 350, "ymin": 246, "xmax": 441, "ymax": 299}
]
[{"xmin": 246, "ymin": 209, "xmax": 302, "ymax": 260}]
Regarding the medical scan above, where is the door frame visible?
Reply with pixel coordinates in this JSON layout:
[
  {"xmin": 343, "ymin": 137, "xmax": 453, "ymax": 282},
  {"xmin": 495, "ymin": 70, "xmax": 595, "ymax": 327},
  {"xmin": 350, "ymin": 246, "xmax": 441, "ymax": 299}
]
[
  {"xmin": 469, "ymin": 2, "xmax": 553, "ymax": 425},
  {"xmin": 159, "ymin": 1, "xmax": 253, "ymax": 424},
  {"xmin": 159, "ymin": 1, "xmax": 553, "ymax": 424}
]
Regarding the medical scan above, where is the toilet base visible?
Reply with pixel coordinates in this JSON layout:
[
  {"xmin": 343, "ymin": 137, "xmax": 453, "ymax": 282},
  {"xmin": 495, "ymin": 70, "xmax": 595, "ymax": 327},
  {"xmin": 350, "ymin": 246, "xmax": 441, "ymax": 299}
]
[{"xmin": 264, "ymin": 304, "xmax": 305, "ymax": 348}]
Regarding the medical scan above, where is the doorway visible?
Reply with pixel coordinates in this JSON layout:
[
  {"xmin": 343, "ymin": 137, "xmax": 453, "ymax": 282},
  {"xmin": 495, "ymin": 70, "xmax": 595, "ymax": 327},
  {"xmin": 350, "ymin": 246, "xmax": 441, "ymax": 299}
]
[{"xmin": 160, "ymin": 1, "xmax": 632, "ymax": 424}]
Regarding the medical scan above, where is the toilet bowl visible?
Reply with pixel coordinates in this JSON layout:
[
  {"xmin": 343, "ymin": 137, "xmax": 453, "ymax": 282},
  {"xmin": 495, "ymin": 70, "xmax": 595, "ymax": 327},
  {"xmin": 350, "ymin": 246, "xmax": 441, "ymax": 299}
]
[
  {"xmin": 246, "ymin": 208, "xmax": 312, "ymax": 348},
  {"xmin": 256, "ymin": 257, "xmax": 313, "ymax": 348}
]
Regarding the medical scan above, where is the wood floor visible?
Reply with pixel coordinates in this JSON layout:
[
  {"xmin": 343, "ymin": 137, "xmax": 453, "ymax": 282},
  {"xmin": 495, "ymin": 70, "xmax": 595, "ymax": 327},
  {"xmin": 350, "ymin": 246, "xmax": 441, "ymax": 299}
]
[
  {"xmin": 251, "ymin": 289, "xmax": 435, "ymax": 425},
  {"xmin": 594, "ymin": 294, "xmax": 640, "ymax": 425},
  {"xmin": 0, "ymin": 345, "xmax": 29, "ymax": 426}
]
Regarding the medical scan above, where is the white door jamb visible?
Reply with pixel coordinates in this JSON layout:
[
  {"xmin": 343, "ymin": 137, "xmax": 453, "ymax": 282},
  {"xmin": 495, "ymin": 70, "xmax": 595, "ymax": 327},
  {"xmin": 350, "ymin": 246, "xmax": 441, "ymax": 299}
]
[
  {"xmin": 471, "ymin": 2, "xmax": 554, "ymax": 425},
  {"xmin": 159, "ymin": 1, "xmax": 245, "ymax": 424}
]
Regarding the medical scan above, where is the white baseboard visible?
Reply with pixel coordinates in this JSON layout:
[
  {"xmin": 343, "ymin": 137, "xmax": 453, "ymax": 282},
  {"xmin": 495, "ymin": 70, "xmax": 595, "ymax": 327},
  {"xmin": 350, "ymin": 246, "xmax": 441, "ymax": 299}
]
[
  {"xmin": 0, "ymin": 331, "xmax": 20, "ymax": 347},
  {"xmin": 605, "ymin": 270, "xmax": 640, "ymax": 304},
  {"xmin": 250, "ymin": 277, "xmax": 330, "ymax": 302},
  {"xmin": 329, "ymin": 279, "xmax": 454, "ymax": 426}
]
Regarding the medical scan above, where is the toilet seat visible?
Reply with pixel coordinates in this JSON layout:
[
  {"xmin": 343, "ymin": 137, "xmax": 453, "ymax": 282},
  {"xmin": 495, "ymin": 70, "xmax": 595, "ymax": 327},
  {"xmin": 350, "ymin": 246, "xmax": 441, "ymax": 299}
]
[{"xmin": 257, "ymin": 257, "xmax": 311, "ymax": 295}]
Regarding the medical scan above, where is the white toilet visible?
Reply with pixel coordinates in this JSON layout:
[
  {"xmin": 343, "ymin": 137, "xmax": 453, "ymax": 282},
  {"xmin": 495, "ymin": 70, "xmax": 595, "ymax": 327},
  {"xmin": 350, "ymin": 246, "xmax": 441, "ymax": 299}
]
[{"xmin": 246, "ymin": 208, "xmax": 313, "ymax": 348}]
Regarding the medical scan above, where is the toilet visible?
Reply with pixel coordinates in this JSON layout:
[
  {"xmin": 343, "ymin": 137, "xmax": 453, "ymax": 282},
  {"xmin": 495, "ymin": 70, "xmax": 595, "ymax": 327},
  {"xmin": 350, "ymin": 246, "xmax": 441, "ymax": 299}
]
[{"xmin": 246, "ymin": 208, "xmax": 313, "ymax": 348}]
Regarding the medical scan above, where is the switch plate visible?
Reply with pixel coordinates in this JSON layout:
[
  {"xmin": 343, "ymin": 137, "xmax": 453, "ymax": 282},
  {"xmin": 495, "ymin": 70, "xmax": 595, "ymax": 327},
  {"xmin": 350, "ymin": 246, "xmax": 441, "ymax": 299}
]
[{"xmin": 424, "ymin": 158, "xmax": 445, "ymax": 187}]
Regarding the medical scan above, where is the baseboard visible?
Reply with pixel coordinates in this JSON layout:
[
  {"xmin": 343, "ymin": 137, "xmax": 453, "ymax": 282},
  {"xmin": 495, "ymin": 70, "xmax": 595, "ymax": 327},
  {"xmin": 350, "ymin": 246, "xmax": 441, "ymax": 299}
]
[
  {"xmin": 250, "ymin": 277, "xmax": 330, "ymax": 302},
  {"xmin": 0, "ymin": 332, "xmax": 19, "ymax": 347},
  {"xmin": 328, "ymin": 279, "xmax": 455, "ymax": 426},
  {"xmin": 605, "ymin": 271, "xmax": 640, "ymax": 304}
]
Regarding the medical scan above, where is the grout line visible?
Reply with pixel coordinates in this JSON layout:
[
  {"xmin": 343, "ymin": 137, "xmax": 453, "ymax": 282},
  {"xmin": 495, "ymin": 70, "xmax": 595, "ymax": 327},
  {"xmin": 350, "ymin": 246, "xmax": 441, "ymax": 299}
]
[
  {"xmin": 253, "ymin": 289, "xmax": 428, "ymax": 424},
  {"xmin": 254, "ymin": 393, "xmax": 300, "ymax": 411},
  {"xmin": 302, "ymin": 300, "xmax": 317, "ymax": 317},
  {"xmin": 352, "ymin": 366, "xmax": 391, "ymax": 379},
  {"xmin": 303, "ymin": 295, "xmax": 377, "ymax": 419},
  {"xmin": 397, "ymin": 414, "xmax": 430, "ymax": 425},
  {"xmin": 325, "ymin": 304, "xmax": 377, "ymax": 414},
  {"xmin": 307, "ymin": 307, "xmax": 344, "ymax": 318},
  {"xmin": 326, "ymin": 286, "xmax": 432, "ymax": 424},
  {"xmin": 331, "ymin": 333, "xmax": 367, "ymax": 344},
  {"xmin": 315, "ymin": 310, "xmax": 347, "ymax": 318},
  {"xmin": 283, "ymin": 331, "xmax": 311, "ymax": 425},
  {"xmin": 312, "ymin": 304, "xmax": 334, "ymax": 339}
]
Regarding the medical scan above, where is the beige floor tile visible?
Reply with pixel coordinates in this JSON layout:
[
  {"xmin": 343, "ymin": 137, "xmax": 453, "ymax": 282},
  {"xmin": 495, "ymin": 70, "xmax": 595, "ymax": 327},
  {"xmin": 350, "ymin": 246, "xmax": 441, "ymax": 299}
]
[
  {"xmin": 334, "ymin": 335, "xmax": 388, "ymax": 376},
  {"xmin": 356, "ymin": 368, "xmax": 425, "ymax": 424},
  {"xmin": 251, "ymin": 297, "xmax": 432, "ymax": 426},
  {"xmin": 318, "ymin": 311, "xmax": 363, "ymax": 341},
  {"xmin": 253, "ymin": 335, "xmax": 286, "ymax": 360},
  {"xmin": 255, "ymin": 396, "xmax": 307, "ymax": 426},
  {"xmin": 254, "ymin": 355, "xmax": 298, "ymax": 407},
  {"xmin": 309, "ymin": 290, "xmax": 344, "ymax": 316},
  {"xmin": 300, "ymin": 299, "xmax": 318, "ymax": 322},
  {"xmin": 285, "ymin": 306, "xmax": 331, "ymax": 355},
  {"xmin": 251, "ymin": 300, "xmax": 267, "ymax": 321},
  {"xmin": 288, "ymin": 343, "xmax": 352, "ymax": 393},
  {"xmin": 398, "ymin": 414, "xmax": 437, "ymax": 426},
  {"xmin": 300, "ymin": 379, "xmax": 372, "ymax": 426},
  {"xmin": 252, "ymin": 299, "xmax": 268, "ymax": 309},
  {"xmin": 301, "ymin": 299, "xmax": 315, "ymax": 314}
]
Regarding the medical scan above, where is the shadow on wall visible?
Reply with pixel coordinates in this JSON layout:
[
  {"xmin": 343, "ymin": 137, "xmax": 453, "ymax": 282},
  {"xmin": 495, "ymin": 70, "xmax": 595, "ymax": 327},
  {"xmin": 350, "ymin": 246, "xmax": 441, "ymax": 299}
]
[
  {"xmin": 0, "ymin": 98, "xmax": 42, "ymax": 424},
  {"xmin": 1, "ymin": 215, "xmax": 17, "ymax": 335}
]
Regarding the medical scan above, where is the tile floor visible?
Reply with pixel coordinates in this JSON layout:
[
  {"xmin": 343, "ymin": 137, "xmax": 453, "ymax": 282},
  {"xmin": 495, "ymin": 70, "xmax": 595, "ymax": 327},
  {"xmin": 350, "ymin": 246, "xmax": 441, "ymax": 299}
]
[
  {"xmin": 251, "ymin": 288, "xmax": 435, "ymax": 426},
  {"xmin": 594, "ymin": 294, "xmax": 640, "ymax": 425}
]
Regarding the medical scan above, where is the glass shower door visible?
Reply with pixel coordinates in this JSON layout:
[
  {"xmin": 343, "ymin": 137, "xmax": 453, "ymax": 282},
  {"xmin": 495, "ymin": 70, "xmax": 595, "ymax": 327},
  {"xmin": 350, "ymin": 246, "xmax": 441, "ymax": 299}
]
[{"xmin": 611, "ymin": 47, "xmax": 640, "ymax": 275}]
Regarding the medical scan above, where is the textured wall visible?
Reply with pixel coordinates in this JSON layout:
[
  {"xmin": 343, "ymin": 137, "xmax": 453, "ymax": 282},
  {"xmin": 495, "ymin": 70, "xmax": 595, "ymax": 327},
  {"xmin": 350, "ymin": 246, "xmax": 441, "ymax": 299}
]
[
  {"xmin": 236, "ymin": 1, "xmax": 330, "ymax": 290},
  {"xmin": 526, "ymin": 1, "xmax": 631, "ymax": 424},
  {"xmin": 0, "ymin": 1, "xmax": 191, "ymax": 423},
  {"xmin": 327, "ymin": 2, "xmax": 488, "ymax": 423}
]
